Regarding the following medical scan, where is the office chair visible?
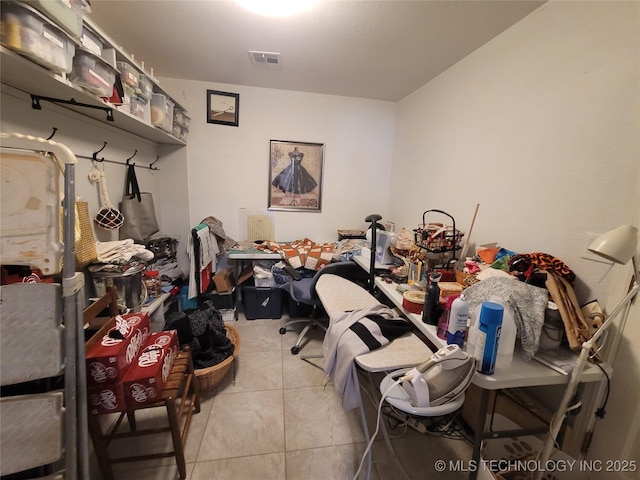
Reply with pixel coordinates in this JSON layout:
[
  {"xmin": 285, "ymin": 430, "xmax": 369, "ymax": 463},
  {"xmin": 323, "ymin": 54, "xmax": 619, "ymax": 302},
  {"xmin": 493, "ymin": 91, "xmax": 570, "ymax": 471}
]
[{"xmin": 278, "ymin": 261, "xmax": 368, "ymax": 354}]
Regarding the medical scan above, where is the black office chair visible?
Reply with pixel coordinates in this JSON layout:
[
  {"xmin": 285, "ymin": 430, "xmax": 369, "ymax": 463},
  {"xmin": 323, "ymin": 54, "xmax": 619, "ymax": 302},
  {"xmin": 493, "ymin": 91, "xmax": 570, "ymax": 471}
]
[{"xmin": 278, "ymin": 261, "xmax": 368, "ymax": 354}]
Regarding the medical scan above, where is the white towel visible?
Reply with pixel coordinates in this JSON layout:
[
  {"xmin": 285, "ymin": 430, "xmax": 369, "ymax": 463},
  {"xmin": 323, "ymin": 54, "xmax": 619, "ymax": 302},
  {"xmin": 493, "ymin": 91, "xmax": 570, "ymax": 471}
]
[{"xmin": 95, "ymin": 239, "xmax": 154, "ymax": 264}]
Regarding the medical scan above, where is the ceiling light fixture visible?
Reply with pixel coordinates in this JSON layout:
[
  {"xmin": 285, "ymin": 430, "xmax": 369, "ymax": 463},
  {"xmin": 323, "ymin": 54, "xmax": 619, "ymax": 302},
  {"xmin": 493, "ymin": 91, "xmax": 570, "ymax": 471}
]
[{"xmin": 235, "ymin": 0, "xmax": 318, "ymax": 17}]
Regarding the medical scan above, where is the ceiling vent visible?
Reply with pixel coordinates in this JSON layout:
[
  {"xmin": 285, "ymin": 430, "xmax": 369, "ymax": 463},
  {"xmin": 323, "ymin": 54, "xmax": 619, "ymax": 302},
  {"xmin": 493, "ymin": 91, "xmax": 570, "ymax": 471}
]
[{"xmin": 249, "ymin": 51, "xmax": 281, "ymax": 67}]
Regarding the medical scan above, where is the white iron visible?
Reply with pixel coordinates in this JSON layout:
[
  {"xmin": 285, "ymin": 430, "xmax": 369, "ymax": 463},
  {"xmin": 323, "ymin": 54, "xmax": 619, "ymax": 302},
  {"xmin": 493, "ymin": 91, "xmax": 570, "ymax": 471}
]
[{"xmin": 401, "ymin": 344, "xmax": 475, "ymax": 408}]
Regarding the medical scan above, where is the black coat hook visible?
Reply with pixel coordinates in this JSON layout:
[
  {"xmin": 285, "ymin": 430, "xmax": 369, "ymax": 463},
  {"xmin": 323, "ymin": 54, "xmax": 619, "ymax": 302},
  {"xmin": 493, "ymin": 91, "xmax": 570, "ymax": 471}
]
[
  {"xmin": 125, "ymin": 149, "xmax": 138, "ymax": 166},
  {"xmin": 149, "ymin": 156, "xmax": 160, "ymax": 170},
  {"xmin": 92, "ymin": 142, "xmax": 107, "ymax": 161},
  {"xmin": 46, "ymin": 127, "xmax": 58, "ymax": 140}
]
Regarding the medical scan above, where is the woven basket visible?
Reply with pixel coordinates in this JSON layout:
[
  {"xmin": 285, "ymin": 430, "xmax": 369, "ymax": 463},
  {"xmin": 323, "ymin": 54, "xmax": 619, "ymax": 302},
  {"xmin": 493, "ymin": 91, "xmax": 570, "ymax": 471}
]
[{"xmin": 195, "ymin": 324, "xmax": 241, "ymax": 392}]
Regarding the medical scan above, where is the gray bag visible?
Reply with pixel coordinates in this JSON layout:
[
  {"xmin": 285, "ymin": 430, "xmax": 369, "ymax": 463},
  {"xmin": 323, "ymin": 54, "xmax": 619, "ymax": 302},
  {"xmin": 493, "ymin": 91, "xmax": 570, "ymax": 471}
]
[{"xmin": 119, "ymin": 164, "xmax": 160, "ymax": 243}]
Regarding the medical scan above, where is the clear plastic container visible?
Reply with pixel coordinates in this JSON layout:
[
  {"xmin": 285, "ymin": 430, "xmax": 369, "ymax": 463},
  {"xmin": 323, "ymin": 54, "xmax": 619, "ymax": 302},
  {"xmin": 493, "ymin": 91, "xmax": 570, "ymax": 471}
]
[
  {"xmin": 116, "ymin": 61, "xmax": 139, "ymax": 89},
  {"xmin": 1, "ymin": 2, "xmax": 76, "ymax": 74},
  {"xmin": 130, "ymin": 94, "xmax": 149, "ymax": 122},
  {"xmin": 150, "ymin": 93, "xmax": 174, "ymax": 132},
  {"xmin": 80, "ymin": 26, "xmax": 103, "ymax": 56},
  {"xmin": 70, "ymin": 49, "xmax": 117, "ymax": 97},
  {"xmin": 143, "ymin": 270, "xmax": 162, "ymax": 300},
  {"xmin": 25, "ymin": 0, "xmax": 83, "ymax": 38},
  {"xmin": 137, "ymin": 75, "xmax": 153, "ymax": 100}
]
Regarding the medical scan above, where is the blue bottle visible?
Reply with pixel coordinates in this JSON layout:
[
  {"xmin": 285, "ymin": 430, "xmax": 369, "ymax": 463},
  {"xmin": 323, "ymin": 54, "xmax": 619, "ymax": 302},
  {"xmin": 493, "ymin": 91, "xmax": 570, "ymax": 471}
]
[{"xmin": 473, "ymin": 302, "xmax": 504, "ymax": 375}]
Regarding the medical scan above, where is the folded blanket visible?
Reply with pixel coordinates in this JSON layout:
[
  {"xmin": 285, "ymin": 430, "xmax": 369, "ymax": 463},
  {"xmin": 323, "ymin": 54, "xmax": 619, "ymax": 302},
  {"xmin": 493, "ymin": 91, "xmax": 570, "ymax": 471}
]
[
  {"xmin": 259, "ymin": 238, "xmax": 335, "ymax": 270},
  {"xmin": 95, "ymin": 239, "xmax": 154, "ymax": 264}
]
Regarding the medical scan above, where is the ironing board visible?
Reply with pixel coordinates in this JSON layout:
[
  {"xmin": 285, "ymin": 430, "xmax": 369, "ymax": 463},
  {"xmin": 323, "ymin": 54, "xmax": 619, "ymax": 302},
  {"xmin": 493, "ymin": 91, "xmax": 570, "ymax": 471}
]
[
  {"xmin": 314, "ymin": 274, "xmax": 432, "ymax": 480},
  {"xmin": 315, "ymin": 274, "xmax": 431, "ymax": 371}
]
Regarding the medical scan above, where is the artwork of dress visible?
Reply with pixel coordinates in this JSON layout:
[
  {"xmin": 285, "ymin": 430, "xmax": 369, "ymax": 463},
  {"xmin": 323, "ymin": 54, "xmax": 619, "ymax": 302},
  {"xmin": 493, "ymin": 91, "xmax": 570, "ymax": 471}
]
[
  {"xmin": 271, "ymin": 147, "xmax": 317, "ymax": 194},
  {"xmin": 269, "ymin": 141, "xmax": 324, "ymax": 212}
]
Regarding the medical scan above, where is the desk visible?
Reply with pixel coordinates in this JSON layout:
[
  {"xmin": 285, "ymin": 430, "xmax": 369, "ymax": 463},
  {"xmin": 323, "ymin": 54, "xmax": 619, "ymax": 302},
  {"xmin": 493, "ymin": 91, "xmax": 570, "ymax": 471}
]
[{"xmin": 353, "ymin": 255, "xmax": 610, "ymax": 479}]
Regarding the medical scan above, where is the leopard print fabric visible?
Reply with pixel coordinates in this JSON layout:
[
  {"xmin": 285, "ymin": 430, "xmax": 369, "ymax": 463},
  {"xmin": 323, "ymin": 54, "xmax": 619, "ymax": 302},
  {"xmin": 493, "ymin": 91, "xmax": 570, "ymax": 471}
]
[{"xmin": 508, "ymin": 252, "xmax": 576, "ymax": 285}]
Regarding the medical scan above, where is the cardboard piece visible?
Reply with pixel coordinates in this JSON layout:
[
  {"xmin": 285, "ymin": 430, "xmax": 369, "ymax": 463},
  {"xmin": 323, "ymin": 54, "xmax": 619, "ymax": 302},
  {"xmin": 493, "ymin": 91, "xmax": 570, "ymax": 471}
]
[
  {"xmin": 122, "ymin": 331, "xmax": 179, "ymax": 408},
  {"xmin": 213, "ymin": 267, "xmax": 234, "ymax": 292},
  {"xmin": 85, "ymin": 312, "xmax": 151, "ymax": 388}
]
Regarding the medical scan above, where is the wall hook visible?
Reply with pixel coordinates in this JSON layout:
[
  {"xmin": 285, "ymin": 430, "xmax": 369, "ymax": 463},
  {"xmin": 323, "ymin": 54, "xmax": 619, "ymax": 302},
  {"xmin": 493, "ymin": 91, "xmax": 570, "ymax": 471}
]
[
  {"xmin": 92, "ymin": 141, "xmax": 108, "ymax": 161},
  {"xmin": 125, "ymin": 149, "xmax": 138, "ymax": 166},
  {"xmin": 149, "ymin": 156, "xmax": 160, "ymax": 170},
  {"xmin": 46, "ymin": 127, "xmax": 58, "ymax": 140}
]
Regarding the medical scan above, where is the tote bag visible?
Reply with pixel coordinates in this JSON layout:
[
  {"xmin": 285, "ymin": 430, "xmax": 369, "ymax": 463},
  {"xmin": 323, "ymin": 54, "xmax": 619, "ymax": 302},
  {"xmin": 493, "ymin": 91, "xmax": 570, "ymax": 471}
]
[{"xmin": 119, "ymin": 164, "xmax": 160, "ymax": 243}]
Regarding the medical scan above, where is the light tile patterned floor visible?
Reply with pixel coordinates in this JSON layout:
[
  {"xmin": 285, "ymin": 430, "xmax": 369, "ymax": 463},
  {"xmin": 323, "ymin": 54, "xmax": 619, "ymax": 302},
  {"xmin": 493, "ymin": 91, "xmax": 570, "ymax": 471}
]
[{"xmin": 89, "ymin": 312, "xmax": 472, "ymax": 480}]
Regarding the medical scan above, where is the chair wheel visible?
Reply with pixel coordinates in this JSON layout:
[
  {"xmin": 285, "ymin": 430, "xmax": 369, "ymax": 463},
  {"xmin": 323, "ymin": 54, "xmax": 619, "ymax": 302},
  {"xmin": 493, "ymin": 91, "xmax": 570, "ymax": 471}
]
[
  {"xmin": 279, "ymin": 327, "xmax": 287, "ymax": 335},
  {"xmin": 291, "ymin": 346, "xmax": 300, "ymax": 355}
]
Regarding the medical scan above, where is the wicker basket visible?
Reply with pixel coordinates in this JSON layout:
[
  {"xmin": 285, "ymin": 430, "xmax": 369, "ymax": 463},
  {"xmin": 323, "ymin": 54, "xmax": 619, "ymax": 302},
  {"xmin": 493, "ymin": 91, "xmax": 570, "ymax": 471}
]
[{"xmin": 195, "ymin": 324, "xmax": 241, "ymax": 392}]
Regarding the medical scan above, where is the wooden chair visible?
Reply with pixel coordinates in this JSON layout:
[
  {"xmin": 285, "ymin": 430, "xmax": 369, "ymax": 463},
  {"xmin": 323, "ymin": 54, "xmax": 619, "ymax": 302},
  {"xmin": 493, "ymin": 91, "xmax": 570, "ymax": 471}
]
[{"xmin": 84, "ymin": 290, "xmax": 201, "ymax": 480}]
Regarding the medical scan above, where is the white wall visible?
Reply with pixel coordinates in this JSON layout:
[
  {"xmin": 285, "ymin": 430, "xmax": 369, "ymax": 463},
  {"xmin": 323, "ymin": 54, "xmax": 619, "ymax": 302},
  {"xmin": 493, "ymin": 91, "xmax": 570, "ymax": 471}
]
[
  {"xmin": 158, "ymin": 79, "xmax": 396, "ymax": 243},
  {"xmin": 388, "ymin": 1, "xmax": 639, "ymax": 472}
]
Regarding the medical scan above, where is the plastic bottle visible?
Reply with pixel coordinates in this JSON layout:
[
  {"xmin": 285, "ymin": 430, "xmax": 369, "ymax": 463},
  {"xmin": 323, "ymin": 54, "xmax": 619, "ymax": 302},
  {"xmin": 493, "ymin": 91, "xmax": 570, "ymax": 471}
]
[
  {"xmin": 490, "ymin": 297, "xmax": 516, "ymax": 368},
  {"xmin": 422, "ymin": 272, "xmax": 442, "ymax": 325},
  {"xmin": 473, "ymin": 301, "xmax": 504, "ymax": 375},
  {"xmin": 436, "ymin": 294, "xmax": 458, "ymax": 339},
  {"xmin": 447, "ymin": 293, "xmax": 469, "ymax": 348}
]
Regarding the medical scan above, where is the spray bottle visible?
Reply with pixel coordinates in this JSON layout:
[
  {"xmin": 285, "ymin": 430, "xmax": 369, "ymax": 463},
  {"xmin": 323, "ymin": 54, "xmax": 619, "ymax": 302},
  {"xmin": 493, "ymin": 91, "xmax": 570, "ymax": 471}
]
[{"xmin": 447, "ymin": 293, "xmax": 469, "ymax": 348}]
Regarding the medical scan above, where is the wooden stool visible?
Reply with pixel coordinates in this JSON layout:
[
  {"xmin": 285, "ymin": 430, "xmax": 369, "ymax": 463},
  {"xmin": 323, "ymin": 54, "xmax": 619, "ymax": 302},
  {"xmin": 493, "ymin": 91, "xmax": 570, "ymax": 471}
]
[{"xmin": 87, "ymin": 348, "xmax": 201, "ymax": 480}]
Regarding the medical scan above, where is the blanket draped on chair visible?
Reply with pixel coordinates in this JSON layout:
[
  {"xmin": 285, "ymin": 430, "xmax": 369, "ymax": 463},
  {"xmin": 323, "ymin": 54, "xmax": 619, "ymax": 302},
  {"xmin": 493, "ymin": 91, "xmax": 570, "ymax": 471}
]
[{"xmin": 323, "ymin": 304, "xmax": 412, "ymax": 410}]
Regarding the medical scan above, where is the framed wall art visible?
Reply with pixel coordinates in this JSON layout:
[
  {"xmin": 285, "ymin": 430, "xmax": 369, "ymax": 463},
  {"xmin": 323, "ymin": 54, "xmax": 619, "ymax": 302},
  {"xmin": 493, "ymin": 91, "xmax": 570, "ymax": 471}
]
[
  {"xmin": 206, "ymin": 90, "xmax": 239, "ymax": 126},
  {"xmin": 268, "ymin": 140, "xmax": 324, "ymax": 212}
]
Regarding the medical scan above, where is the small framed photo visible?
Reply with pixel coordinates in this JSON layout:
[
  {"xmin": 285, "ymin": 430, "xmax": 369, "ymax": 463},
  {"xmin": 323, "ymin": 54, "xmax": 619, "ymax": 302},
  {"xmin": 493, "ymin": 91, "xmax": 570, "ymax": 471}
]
[
  {"xmin": 207, "ymin": 90, "xmax": 239, "ymax": 126},
  {"xmin": 269, "ymin": 140, "xmax": 324, "ymax": 212}
]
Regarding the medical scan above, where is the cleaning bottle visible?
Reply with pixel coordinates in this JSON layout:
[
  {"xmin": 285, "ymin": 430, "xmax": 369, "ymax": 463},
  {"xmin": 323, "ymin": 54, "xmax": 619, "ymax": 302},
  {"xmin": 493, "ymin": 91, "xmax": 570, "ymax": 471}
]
[
  {"xmin": 436, "ymin": 294, "xmax": 458, "ymax": 339},
  {"xmin": 422, "ymin": 272, "xmax": 442, "ymax": 325},
  {"xmin": 473, "ymin": 301, "xmax": 504, "ymax": 375},
  {"xmin": 447, "ymin": 293, "xmax": 469, "ymax": 348}
]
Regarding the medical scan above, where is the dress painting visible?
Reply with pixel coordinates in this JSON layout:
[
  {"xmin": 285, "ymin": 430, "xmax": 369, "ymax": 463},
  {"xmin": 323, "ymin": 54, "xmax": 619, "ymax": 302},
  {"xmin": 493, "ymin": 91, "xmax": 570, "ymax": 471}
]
[{"xmin": 271, "ymin": 147, "xmax": 317, "ymax": 195}]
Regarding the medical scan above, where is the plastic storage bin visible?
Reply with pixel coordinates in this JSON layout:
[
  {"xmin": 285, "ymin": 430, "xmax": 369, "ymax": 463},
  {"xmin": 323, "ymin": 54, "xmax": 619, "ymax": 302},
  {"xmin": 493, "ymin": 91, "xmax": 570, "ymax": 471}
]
[
  {"xmin": 138, "ymin": 75, "xmax": 153, "ymax": 100},
  {"xmin": 1, "ymin": 2, "xmax": 76, "ymax": 74},
  {"xmin": 116, "ymin": 61, "xmax": 139, "ymax": 89},
  {"xmin": 130, "ymin": 94, "xmax": 150, "ymax": 123},
  {"xmin": 241, "ymin": 285, "xmax": 283, "ymax": 320},
  {"xmin": 70, "ymin": 49, "xmax": 117, "ymax": 97},
  {"xmin": 24, "ymin": 0, "xmax": 83, "ymax": 38},
  {"xmin": 80, "ymin": 26, "xmax": 103, "ymax": 56},
  {"xmin": 151, "ymin": 93, "xmax": 174, "ymax": 132}
]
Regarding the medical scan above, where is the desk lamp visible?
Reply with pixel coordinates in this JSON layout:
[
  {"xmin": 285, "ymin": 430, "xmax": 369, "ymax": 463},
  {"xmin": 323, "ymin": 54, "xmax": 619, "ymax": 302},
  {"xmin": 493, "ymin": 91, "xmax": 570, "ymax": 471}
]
[{"xmin": 535, "ymin": 225, "xmax": 639, "ymax": 478}]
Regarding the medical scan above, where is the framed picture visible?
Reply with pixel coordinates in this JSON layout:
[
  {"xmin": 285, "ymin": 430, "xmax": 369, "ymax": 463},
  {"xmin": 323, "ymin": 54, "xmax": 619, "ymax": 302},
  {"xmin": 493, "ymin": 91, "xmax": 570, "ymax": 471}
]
[
  {"xmin": 268, "ymin": 140, "xmax": 324, "ymax": 212},
  {"xmin": 206, "ymin": 90, "xmax": 239, "ymax": 126}
]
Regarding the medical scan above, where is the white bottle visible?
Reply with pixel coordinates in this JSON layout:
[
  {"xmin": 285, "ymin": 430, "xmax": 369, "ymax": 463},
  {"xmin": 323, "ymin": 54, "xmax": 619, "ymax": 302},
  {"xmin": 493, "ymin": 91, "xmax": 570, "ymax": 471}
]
[
  {"xmin": 488, "ymin": 296, "xmax": 516, "ymax": 367},
  {"xmin": 447, "ymin": 293, "xmax": 469, "ymax": 348}
]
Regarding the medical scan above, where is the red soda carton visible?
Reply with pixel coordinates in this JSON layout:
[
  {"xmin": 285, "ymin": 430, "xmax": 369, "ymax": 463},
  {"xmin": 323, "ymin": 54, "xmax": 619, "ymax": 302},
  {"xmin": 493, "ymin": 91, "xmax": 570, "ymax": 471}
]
[
  {"xmin": 122, "ymin": 330, "xmax": 179, "ymax": 408},
  {"xmin": 86, "ymin": 312, "xmax": 151, "ymax": 388},
  {"xmin": 87, "ymin": 383, "xmax": 127, "ymax": 415}
]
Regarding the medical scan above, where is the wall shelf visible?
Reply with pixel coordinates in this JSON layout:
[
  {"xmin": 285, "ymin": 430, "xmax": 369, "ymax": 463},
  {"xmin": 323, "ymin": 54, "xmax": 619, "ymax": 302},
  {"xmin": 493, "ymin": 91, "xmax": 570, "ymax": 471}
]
[{"xmin": 0, "ymin": 46, "xmax": 185, "ymax": 146}]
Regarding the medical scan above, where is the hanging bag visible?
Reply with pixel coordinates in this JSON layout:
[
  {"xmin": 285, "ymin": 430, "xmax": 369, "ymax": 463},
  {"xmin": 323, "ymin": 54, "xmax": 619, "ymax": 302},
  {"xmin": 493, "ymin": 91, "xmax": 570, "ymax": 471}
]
[{"xmin": 119, "ymin": 164, "xmax": 160, "ymax": 243}]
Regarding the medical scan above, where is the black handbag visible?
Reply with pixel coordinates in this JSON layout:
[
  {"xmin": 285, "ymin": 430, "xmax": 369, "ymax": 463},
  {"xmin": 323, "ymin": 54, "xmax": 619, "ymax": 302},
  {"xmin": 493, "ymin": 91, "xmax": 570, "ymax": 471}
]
[{"xmin": 119, "ymin": 164, "xmax": 160, "ymax": 243}]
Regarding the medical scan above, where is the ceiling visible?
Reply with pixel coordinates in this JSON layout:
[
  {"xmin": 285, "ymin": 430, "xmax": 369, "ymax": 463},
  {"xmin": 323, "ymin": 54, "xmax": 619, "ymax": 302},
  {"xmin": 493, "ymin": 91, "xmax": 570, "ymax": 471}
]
[{"xmin": 88, "ymin": 0, "xmax": 545, "ymax": 102}]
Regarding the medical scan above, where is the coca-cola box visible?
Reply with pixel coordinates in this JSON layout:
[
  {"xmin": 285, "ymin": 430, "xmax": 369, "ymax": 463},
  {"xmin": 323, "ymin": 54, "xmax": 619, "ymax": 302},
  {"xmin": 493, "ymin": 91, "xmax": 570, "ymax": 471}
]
[
  {"xmin": 86, "ymin": 312, "xmax": 151, "ymax": 388},
  {"xmin": 122, "ymin": 330, "xmax": 179, "ymax": 408},
  {"xmin": 87, "ymin": 383, "xmax": 127, "ymax": 415}
]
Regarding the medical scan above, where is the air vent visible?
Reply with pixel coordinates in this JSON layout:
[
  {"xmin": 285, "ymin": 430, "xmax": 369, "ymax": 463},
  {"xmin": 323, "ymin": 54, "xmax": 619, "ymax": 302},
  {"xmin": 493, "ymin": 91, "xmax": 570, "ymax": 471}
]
[{"xmin": 249, "ymin": 51, "xmax": 281, "ymax": 66}]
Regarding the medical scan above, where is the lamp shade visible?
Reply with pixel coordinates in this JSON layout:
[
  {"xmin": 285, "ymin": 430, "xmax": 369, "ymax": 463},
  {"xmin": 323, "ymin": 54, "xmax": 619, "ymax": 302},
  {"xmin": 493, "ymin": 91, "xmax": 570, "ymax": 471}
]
[{"xmin": 588, "ymin": 225, "xmax": 638, "ymax": 264}]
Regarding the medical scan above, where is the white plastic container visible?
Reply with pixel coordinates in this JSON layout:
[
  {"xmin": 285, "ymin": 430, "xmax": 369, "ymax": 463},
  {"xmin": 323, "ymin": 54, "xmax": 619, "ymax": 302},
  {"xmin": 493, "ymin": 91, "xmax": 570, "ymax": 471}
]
[
  {"xmin": 1, "ymin": 2, "xmax": 76, "ymax": 74},
  {"xmin": 491, "ymin": 297, "xmax": 517, "ymax": 368},
  {"xmin": 70, "ymin": 49, "xmax": 117, "ymax": 97}
]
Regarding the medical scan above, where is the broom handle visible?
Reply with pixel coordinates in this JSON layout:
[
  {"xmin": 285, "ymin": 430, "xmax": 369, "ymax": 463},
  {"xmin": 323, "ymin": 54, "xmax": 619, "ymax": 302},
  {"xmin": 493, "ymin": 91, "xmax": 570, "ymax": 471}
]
[{"xmin": 459, "ymin": 203, "xmax": 480, "ymax": 262}]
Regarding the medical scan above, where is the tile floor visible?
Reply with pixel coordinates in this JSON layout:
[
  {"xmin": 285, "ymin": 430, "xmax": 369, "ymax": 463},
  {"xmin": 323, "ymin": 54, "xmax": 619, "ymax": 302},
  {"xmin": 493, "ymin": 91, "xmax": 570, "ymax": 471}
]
[{"xmin": 90, "ymin": 312, "xmax": 473, "ymax": 480}]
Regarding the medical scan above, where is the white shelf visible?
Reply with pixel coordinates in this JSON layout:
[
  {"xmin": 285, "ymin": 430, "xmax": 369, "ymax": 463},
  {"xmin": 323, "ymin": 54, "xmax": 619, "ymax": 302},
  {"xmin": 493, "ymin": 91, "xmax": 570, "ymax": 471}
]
[{"xmin": 0, "ymin": 46, "xmax": 186, "ymax": 146}]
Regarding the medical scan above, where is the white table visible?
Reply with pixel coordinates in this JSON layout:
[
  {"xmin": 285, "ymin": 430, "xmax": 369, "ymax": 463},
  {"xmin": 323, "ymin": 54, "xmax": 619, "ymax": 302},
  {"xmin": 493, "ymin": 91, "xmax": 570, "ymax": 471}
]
[{"xmin": 353, "ymin": 255, "xmax": 610, "ymax": 479}]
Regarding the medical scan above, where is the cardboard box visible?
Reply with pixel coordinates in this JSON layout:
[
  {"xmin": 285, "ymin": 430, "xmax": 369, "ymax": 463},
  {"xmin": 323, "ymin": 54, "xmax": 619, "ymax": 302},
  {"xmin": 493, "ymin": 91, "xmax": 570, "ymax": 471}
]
[
  {"xmin": 213, "ymin": 268, "xmax": 234, "ymax": 292},
  {"xmin": 85, "ymin": 312, "xmax": 151, "ymax": 388},
  {"xmin": 87, "ymin": 383, "xmax": 127, "ymax": 415},
  {"xmin": 122, "ymin": 331, "xmax": 179, "ymax": 408}
]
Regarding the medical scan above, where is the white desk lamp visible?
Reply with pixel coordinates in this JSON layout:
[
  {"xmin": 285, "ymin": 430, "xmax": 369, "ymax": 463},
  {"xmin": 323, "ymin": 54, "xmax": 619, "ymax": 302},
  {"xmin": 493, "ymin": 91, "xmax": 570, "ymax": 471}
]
[{"xmin": 535, "ymin": 225, "xmax": 639, "ymax": 478}]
